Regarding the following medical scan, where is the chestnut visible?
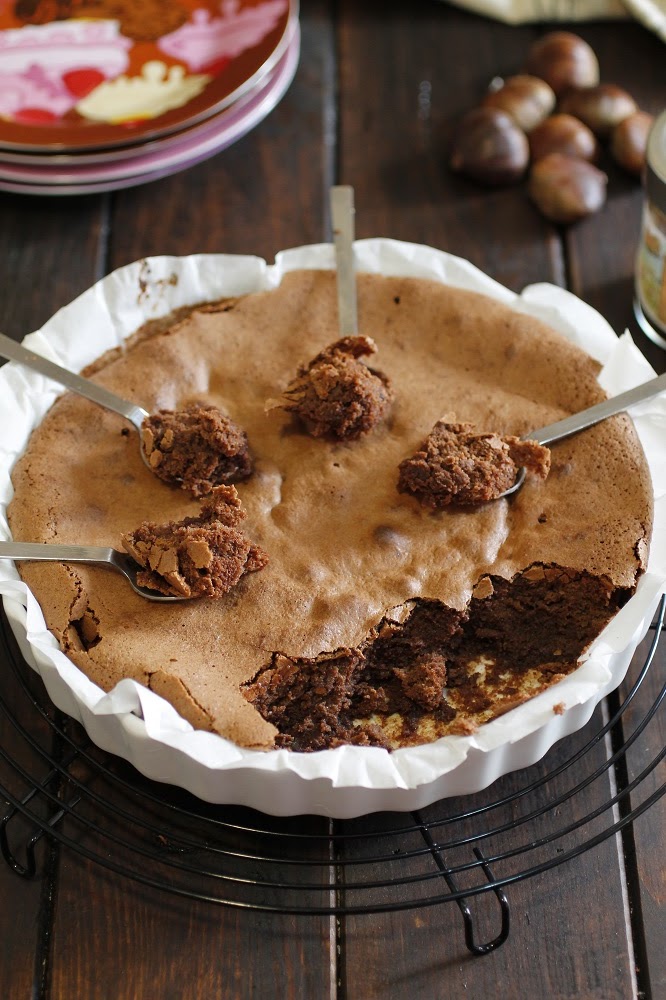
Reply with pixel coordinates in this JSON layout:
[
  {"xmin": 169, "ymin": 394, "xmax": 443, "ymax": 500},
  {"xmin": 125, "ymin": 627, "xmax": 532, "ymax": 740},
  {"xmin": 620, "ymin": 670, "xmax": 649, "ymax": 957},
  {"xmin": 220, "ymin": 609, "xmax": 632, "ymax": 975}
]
[
  {"xmin": 525, "ymin": 31, "xmax": 599, "ymax": 96},
  {"xmin": 610, "ymin": 111, "xmax": 654, "ymax": 175},
  {"xmin": 449, "ymin": 107, "xmax": 529, "ymax": 186},
  {"xmin": 527, "ymin": 153, "xmax": 607, "ymax": 224},
  {"xmin": 481, "ymin": 74, "xmax": 556, "ymax": 133},
  {"xmin": 529, "ymin": 113, "xmax": 598, "ymax": 164},
  {"xmin": 559, "ymin": 84, "xmax": 638, "ymax": 138}
]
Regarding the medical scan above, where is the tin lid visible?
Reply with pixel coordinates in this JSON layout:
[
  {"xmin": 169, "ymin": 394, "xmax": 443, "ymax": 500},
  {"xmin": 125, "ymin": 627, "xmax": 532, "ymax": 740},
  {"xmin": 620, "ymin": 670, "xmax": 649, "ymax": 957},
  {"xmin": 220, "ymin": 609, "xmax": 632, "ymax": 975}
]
[{"xmin": 646, "ymin": 110, "xmax": 666, "ymax": 216}]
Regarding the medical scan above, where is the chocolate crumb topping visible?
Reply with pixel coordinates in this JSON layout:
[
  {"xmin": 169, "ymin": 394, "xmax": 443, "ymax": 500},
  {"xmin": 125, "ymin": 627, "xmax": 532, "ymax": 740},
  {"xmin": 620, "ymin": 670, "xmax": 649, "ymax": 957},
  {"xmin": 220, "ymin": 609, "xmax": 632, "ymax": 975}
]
[
  {"xmin": 398, "ymin": 420, "xmax": 550, "ymax": 507},
  {"xmin": 269, "ymin": 335, "xmax": 393, "ymax": 440},
  {"xmin": 121, "ymin": 485, "xmax": 268, "ymax": 599},
  {"xmin": 141, "ymin": 404, "xmax": 253, "ymax": 497}
]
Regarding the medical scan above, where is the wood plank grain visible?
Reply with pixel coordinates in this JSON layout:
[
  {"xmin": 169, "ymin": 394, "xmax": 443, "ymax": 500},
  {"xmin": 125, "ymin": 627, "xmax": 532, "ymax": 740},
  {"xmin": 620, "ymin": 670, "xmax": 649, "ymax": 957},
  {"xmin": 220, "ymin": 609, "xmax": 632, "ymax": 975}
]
[
  {"xmin": 51, "ymin": 778, "xmax": 334, "ymax": 1000},
  {"xmin": 0, "ymin": 615, "xmax": 56, "ymax": 1000},
  {"xmin": 0, "ymin": 193, "xmax": 107, "ymax": 337},
  {"xmin": 1, "ymin": 5, "xmax": 662, "ymax": 1000},
  {"xmin": 0, "ymin": 190, "xmax": 107, "ymax": 998},
  {"xmin": 339, "ymin": 707, "xmax": 639, "ymax": 1000},
  {"xmin": 337, "ymin": 1, "xmax": 563, "ymax": 292},
  {"xmin": 614, "ymin": 626, "xmax": 666, "ymax": 1000}
]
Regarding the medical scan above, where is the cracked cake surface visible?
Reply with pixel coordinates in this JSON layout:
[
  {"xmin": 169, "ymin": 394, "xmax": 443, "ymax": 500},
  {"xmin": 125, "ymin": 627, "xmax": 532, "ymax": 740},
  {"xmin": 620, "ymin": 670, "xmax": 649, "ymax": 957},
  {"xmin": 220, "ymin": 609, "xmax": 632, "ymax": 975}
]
[{"xmin": 7, "ymin": 270, "xmax": 653, "ymax": 750}]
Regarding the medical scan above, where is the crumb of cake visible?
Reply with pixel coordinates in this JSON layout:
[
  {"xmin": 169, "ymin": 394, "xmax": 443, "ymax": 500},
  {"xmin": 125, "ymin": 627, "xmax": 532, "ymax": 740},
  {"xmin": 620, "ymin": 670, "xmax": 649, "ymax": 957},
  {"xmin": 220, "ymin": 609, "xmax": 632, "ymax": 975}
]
[
  {"xmin": 472, "ymin": 577, "xmax": 494, "ymax": 600},
  {"xmin": 64, "ymin": 603, "xmax": 101, "ymax": 653},
  {"xmin": 121, "ymin": 485, "xmax": 268, "ymax": 599},
  {"xmin": 243, "ymin": 565, "xmax": 620, "ymax": 751},
  {"xmin": 267, "ymin": 335, "xmax": 393, "ymax": 440},
  {"xmin": 553, "ymin": 702, "xmax": 566, "ymax": 715},
  {"xmin": 397, "ymin": 419, "xmax": 551, "ymax": 507},
  {"xmin": 506, "ymin": 437, "xmax": 552, "ymax": 478},
  {"xmin": 141, "ymin": 404, "xmax": 253, "ymax": 497}
]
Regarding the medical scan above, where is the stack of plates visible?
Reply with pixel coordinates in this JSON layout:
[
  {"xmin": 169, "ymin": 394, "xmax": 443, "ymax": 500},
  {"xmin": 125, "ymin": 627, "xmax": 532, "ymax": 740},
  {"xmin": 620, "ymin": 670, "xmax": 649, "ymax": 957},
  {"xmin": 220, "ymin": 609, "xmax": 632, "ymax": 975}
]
[{"xmin": 0, "ymin": 0, "xmax": 300, "ymax": 196}]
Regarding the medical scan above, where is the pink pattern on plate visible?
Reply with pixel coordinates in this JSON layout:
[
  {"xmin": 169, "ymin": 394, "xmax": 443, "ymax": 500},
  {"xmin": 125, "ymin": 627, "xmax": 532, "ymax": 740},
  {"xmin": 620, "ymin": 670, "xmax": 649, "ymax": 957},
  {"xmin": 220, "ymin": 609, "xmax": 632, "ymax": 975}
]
[
  {"xmin": 158, "ymin": 0, "xmax": 289, "ymax": 74},
  {"xmin": 0, "ymin": 19, "xmax": 131, "ymax": 124},
  {"xmin": 0, "ymin": 64, "xmax": 77, "ymax": 120}
]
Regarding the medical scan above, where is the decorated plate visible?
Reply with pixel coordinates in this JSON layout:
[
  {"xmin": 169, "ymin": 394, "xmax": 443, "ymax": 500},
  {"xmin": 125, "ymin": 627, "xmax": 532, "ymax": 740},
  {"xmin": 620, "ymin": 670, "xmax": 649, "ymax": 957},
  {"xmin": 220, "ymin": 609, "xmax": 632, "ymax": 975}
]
[
  {"xmin": 0, "ymin": 16, "xmax": 297, "ymax": 167},
  {"xmin": 0, "ymin": 0, "xmax": 297, "ymax": 152},
  {"xmin": 0, "ymin": 22, "xmax": 300, "ymax": 193}
]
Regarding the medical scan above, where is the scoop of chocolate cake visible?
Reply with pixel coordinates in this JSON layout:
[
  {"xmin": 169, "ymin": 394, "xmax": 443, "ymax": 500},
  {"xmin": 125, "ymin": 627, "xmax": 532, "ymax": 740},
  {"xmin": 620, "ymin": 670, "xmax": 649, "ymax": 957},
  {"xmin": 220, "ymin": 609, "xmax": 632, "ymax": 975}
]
[
  {"xmin": 121, "ymin": 485, "xmax": 268, "ymax": 599},
  {"xmin": 268, "ymin": 335, "xmax": 393, "ymax": 440},
  {"xmin": 398, "ymin": 419, "xmax": 550, "ymax": 507},
  {"xmin": 141, "ymin": 404, "xmax": 253, "ymax": 497}
]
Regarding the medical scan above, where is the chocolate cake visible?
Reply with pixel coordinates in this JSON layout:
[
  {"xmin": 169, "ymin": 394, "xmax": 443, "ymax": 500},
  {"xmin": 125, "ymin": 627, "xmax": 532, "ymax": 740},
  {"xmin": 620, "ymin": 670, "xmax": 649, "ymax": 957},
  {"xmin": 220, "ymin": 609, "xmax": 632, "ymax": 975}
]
[
  {"xmin": 397, "ymin": 419, "xmax": 551, "ymax": 507},
  {"xmin": 121, "ymin": 485, "xmax": 268, "ymax": 599},
  {"xmin": 7, "ymin": 270, "xmax": 653, "ymax": 751},
  {"xmin": 267, "ymin": 335, "xmax": 394, "ymax": 440},
  {"xmin": 140, "ymin": 404, "xmax": 253, "ymax": 496}
]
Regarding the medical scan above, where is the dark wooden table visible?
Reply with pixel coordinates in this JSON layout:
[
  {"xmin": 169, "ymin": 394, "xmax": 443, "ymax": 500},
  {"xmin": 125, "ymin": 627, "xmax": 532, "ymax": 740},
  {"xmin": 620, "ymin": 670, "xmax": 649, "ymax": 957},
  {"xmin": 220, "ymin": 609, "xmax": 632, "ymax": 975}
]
[{"xmin": 0, "ymin": 2, "xmax": 664, "ymax": 998}]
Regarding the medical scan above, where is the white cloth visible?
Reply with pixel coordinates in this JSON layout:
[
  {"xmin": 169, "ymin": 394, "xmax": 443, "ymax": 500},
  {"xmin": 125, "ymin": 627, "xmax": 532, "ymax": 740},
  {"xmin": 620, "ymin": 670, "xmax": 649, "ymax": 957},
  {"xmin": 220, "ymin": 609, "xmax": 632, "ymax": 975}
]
[
  {"xmin": 442, "ymin": 0, "xmax": 666, "ymax": 44},
  {"xmin": 624, "ymin": 0, "xmax": 666, "ymax": 40}
]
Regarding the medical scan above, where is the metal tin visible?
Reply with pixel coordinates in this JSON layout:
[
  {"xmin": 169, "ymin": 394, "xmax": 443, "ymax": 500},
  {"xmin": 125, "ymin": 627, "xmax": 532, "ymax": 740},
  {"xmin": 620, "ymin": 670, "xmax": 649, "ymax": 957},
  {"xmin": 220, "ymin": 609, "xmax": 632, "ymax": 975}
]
[{"xmin": 634, "ymin": 110, "xmax": 666, "ymax": 349}]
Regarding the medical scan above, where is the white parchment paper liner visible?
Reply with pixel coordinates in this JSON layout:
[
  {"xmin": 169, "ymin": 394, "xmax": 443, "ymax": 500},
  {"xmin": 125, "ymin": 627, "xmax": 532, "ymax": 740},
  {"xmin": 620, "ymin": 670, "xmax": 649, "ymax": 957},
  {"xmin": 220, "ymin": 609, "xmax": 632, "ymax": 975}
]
[{"xmin": 1, "ymin": 240, "xmax": 665, "ymax": 818}]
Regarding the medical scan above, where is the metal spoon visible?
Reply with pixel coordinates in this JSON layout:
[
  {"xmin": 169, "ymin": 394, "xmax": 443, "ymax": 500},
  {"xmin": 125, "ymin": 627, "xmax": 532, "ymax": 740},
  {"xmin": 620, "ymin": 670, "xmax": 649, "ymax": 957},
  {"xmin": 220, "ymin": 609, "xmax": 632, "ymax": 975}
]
[
  {"xmin": 331, "ymin": 185, "xmax": 358, "ymax": 336},
  {"xmin": 0, "ymin": 541, "xmax": 185, "ymax": 602},
  {"xmin": 0, "ymin": 331, "xmax": 150, "ymax": 458},
  {"xmin": 501, "ymin": 370, "xmax": 666, "ymax": 498}
]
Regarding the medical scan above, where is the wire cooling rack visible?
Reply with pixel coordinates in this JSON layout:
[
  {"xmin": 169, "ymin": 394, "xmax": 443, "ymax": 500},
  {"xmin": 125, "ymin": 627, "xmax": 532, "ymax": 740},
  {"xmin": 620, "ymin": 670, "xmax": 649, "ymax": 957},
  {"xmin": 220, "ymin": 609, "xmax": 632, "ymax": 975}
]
[{"xmin": 1, "ymin": 598, "xmax": 664, "ymax": 955}]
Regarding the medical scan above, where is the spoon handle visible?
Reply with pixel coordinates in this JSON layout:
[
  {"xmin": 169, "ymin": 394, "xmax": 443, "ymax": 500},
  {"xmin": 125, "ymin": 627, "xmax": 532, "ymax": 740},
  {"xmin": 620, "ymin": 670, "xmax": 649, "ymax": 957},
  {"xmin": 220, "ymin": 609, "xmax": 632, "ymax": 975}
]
[
  {"xmin": 531, "ymin": 370, "xmax": 666, "ymax": 446},
  {"xmin": 0, "ymin": 540, "xmax": 116, "ymax": 563},
  {"xmin": 0, "ymin": 332, "xmax": 149, "ymax": 431},
  {"xmin": 331, "ymin": 186, "xmax": 358, "ymax": 337}
]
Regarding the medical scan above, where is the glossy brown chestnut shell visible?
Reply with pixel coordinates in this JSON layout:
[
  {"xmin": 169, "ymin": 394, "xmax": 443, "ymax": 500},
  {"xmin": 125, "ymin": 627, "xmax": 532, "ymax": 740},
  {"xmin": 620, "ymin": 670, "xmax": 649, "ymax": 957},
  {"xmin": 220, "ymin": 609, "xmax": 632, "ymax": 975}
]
[{"xmin": 450, "ymin": 107, "xmax": 529, "ymax": 186}]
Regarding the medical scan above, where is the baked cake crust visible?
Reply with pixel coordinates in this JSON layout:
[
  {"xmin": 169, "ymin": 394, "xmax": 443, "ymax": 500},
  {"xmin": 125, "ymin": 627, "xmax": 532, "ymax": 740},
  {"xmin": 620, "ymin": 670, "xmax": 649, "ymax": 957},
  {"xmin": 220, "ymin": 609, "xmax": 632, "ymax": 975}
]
[{"xmin": 7, "ymin": 270, "xmax": 653, "ymax": 749}]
